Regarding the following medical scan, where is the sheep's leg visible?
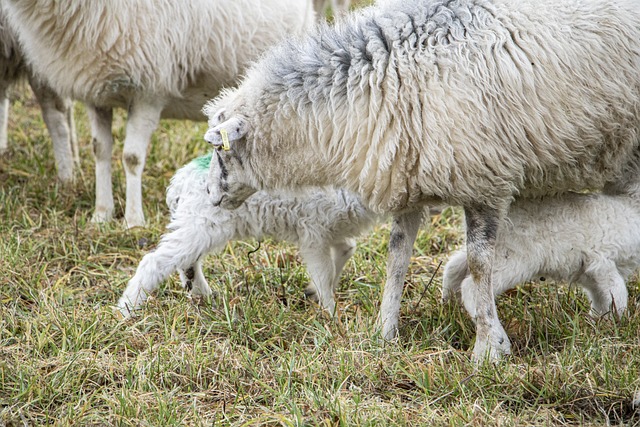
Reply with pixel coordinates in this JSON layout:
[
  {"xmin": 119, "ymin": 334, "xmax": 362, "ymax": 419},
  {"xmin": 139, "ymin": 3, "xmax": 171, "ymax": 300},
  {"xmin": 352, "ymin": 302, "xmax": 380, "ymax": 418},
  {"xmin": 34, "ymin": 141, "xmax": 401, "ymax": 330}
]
[
  {"xmin": 329, "ymin": 237, "xmax": 357, "ymax": 292},
  {"xmin": 117, "ymin": 222, "xmax": 218, "ymax": 317},
  {"xmin": 178, "ymin": 259, "xmax": 213, "ymax": 298},
  {"xmin": 0, "ymin": 82, "xmax": 9, "ymax": 153},
  {"xmin": 441, "ymin": 251, "xmax": 469, "ymax": 302},
  {"xmin": 87, "ymin": 105, "xmax": 115, "ymax": 223},
  {"xmin": 300, "ymin": 245, "xmax": 337, "ymax": 315},
  {"xmin": 581, "ymin": 260, "xmax": 628, "ymax": 318},
  {"xmin": 376, "ymin": 209, "xmax": 423, "ymax": 340},
  {"xmin": 122, "ymin": 99, "xmax": 163, "ymax": 228},
  {"xmin": 464, "ymin": 204, "xmax": 511, "ymax": 362},
  {"xmin": 29, "ymin": 77, "xmax": 77, "ymax": 184}
]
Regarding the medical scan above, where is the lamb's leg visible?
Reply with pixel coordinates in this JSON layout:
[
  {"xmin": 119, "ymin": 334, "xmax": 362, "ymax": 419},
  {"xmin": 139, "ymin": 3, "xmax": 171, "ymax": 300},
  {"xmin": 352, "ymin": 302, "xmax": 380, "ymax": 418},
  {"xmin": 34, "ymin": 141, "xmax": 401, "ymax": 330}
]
[
  {"xmin": 0, "ymin": 83, "xmax": 9, "ymax": 153},
  {"xmin": 178, "ymin": 259, "xmax": 213, "ymax": 298},
  {"xmin": 464, "ymin": 204, "xmax": 511, "ymax": 362},
  {"xmin": 376, "ymin": 209, "xmax": 423, "ymax": 340},
  {"xmin": 29, "ymin": 77, "xmax": 77, "ymax": 184},
  {"xmin": 87, "ymin": 105, "xmax": 115, "ymax": 223},
  {"xmin": 441, "ymin": 250, "xmax": 469, "ymax": 302},
  {"xmin": 117, "ymin": 222, "xmax": 218, "ymax": 317},
  {"xmin": 581, "ymin": 260, "xmax": 628, "ymax": 318},
  {"xmin": 122, "ymin": 99, "xmax": 163, "ymax": 228},
  {"xmin": 329, "ymin": 237, "xmax": 357, "ymax": 292},
  {"xmin": 300, "ymin": 245, "xmax": 337, "ymax": 315}
]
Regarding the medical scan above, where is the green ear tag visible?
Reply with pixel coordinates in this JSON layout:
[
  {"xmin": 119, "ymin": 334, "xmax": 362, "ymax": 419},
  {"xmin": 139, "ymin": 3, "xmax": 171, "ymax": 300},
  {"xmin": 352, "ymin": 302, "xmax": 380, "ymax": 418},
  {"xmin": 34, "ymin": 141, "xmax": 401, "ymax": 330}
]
[{"xmin": 220, "ymin": 129, "xmax": 230, "ymax": 151}]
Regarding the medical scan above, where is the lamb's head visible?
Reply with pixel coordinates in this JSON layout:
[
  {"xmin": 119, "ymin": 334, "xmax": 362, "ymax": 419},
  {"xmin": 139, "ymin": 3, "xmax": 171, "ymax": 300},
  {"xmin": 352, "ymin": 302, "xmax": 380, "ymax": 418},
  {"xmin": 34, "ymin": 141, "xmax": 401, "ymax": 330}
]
[{"xmin": 203, "ymin": 106, "xmax": 258, "ymax": 209}]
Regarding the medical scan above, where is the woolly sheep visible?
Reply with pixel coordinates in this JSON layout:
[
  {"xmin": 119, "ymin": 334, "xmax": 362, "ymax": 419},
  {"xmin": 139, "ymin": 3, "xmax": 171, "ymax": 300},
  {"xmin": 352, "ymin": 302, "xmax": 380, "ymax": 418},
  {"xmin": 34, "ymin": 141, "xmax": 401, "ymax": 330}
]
[
  {"xmin": 0, "ymin": 9, "xmax": 77, "ymax": 183},
  {"xmin": 313, "ymin": 0, "xmax": 351, "ymax": 19},
  {"xmin": 117, "ymin": 152, "xmax": 380, "ymax": 317},
  {"xmin": 202, "ymin": 0, "xmax": 640, "ymax": 361},
  {"xmin": 442, "ymin": 191, "xmax": 640, "ymax": 320},
  {"xmin": 0, "ymin": 0, "xmax": 315, "ymax": 227}
]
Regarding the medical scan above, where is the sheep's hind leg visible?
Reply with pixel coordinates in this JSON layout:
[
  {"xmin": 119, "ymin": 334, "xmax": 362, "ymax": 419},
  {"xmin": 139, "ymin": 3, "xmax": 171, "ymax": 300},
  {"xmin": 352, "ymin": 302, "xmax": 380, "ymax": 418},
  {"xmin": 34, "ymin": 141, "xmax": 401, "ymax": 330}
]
[
  {"xmin": 87, "ymin": 105, "xmax": 115, "ymax": 223},
  {"xmin": 122, "ymin": 99, "xmax": 163, "ymax": 228},
  {"xmin": 581, "ymin": 259, "xmax": 628, "ymax": 318},
  {"xmin": 464, "ymin": 204, "xmax": 511, "ymax": 363},
  {"xmin": 376, "ymin": 209, "xmax": 423, "ymax": 341},
  {"xmin": 30, "ymin": 77, "xmax": 77, "ymax": 185}
]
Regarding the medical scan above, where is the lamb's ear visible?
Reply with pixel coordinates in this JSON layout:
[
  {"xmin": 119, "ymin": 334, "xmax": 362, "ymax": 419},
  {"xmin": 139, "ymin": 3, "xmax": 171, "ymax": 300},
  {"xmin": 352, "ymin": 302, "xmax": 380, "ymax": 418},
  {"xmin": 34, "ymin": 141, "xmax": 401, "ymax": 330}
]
[{"xmin": 204, "ymin": 117, "xmax": 249, "ymax": 149}]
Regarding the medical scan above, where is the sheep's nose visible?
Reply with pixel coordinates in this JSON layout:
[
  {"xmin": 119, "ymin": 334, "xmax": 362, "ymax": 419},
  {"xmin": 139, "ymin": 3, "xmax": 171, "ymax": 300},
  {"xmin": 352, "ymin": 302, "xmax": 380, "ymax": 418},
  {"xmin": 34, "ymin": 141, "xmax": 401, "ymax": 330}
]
[{"xmin": 204, "ymin": 128, "xmax": 221, "ymax": 147}]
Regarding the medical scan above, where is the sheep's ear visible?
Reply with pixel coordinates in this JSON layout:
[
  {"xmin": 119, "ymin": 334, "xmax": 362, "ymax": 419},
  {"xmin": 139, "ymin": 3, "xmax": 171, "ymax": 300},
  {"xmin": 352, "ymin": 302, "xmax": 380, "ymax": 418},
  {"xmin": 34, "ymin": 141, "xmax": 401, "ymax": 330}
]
[{"xmin": 204, "ymin": 117, "xmax": 248, "ymax": 149}]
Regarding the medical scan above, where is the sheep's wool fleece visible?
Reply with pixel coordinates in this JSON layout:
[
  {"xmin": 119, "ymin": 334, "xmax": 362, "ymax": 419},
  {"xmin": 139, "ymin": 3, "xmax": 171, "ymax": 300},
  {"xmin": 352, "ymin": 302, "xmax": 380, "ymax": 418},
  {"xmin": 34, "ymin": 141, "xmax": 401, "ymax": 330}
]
[
  {"xmin": 212, "ymin": 0, "xmax": 640, "ymax": 213},
  {"xmin": 1, "ymin": 0, "xmax": 314, "ymax": 119}
]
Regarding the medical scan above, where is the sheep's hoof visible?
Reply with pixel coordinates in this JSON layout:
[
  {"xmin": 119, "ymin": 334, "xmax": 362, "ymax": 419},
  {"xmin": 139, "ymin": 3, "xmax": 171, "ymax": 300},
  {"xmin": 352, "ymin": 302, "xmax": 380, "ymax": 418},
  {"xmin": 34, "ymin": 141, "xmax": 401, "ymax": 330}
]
[
  {"xmin": 471, "ymin": 330, "xmax": 511, "ymax": 363},
  {"xmin": 304, "ymin": 285, "xmax": 320, "ymax": 303},
  {"xmin": 91, "ymin": 208, "xmax": 113, "ymax": 223}
]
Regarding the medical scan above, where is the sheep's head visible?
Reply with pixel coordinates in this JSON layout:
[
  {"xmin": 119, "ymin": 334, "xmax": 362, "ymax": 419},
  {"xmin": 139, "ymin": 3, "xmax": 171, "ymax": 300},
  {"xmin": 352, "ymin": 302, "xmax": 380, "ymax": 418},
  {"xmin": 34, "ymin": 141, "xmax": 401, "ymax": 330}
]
[{"xmin": 204, "ymin": 107, "xmax": 258, "ymax": 209}]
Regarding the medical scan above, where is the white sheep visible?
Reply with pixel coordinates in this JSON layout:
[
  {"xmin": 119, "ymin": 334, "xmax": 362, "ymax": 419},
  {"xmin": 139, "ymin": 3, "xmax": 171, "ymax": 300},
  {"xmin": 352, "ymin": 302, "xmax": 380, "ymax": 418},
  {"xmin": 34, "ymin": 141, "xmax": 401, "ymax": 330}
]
[
  {"xmin": 442, "ymin": 189, "xmax": 640, "ymax": 320},
  {"xmin": 201, "ymin": 0, "xmax": 640, "ymax": 360},
  {"xmin": 0, "ymin": 0, "xmax": 315, "ymax": 227},
  {"xmin": 117, "ymin": 152, "xmax": 380, "ymax": 317},
  {"xmin": 0, "ymin": 10, "xmax": 77, "ymax": 184}
]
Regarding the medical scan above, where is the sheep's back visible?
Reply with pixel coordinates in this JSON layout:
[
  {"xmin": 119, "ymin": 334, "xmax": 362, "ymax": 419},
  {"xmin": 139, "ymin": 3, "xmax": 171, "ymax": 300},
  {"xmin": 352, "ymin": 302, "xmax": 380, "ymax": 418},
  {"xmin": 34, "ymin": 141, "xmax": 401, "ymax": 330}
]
[{"xmin": 246, "ymin": 0, "xmax": 640, "ymax": 212}]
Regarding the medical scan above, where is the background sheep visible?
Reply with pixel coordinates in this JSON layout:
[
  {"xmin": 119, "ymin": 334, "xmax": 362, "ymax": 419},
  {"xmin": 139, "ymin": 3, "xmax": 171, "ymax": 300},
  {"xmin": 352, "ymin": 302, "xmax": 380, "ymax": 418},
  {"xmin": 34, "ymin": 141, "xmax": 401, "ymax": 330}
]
[
  {"xmin": 0, "ymin": 0, "xmax": 315, "ymax": 227},
  {"xmin": 0, "ymin": 9, "xmax": 77, "ymax": 184},
  {"xmin": 117, "ymin": 152, "xmax": 380, "ymax": 317},
  {"xmin": 202, "ymin": 0, "xmax": 640, "ymax": 360}
]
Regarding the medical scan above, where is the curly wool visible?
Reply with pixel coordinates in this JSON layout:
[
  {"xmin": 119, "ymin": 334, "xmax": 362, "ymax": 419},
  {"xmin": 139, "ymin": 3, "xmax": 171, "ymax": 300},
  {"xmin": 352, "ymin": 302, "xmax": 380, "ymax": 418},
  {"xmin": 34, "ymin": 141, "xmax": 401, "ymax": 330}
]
[
  {"xmin": 117, "ymin": 154, "xmax": 380, "ymax": 316},
  {"xmin": 205, "ymin": 0, "xmax": 640, "ymax": 213}
]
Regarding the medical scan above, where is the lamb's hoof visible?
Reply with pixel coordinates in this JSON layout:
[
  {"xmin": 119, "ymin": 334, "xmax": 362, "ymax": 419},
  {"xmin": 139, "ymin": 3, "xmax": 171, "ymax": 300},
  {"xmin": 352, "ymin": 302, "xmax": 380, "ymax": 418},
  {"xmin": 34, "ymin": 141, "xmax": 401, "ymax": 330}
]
[
  {"xmin": 441, "ymin": 287, "xmax": 462, "ymax": 303},
  {"xmin": 374, "ymin": 316, "xmax": 399, "ymax": 342},
  {"xmin": 471, "ymin": 331, "xmax": 511, "ymax": 364},
  {"xmin": 304, "ymin": 285, "xmax": 319, "ymax": 303}
]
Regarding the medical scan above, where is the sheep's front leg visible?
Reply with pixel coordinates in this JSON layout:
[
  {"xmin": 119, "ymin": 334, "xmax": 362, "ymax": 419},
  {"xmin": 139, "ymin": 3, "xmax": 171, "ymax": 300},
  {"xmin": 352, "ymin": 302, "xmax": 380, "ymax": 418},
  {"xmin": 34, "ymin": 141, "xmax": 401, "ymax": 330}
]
[
  {"xmin": 87, "ymin": 105, "xmax": 115, "ymax": 223},
  {"xmin": 300, "ymin": 245, "xmax": 337, "ymax": 315},
  {"xmin": 178, "ymin": 259, "xmax": 214, "ymax": 298},
  {"xmin": 464, "ymin": 204, "xmax": 511, "ymax": 362},
  {"xmin": 377, "ymin": 209, "xmax": 423, "ymax": 340},
  {"xmin": 0, "ymin": 83, "xmax": 9, "ymax": 153},
  {"xmin": 122, "ymin": 99, "xmax": 163, "ymax": 228},
  {"xmin": 330, "ymin": 238, "xmax": 357, "ymax": 292},
  {"xmin": 117, "ymin": 222, "xmax": 215, "ymax": 317},
  {"xmin": 30, "ymin": 77, "xmax": 77, "ymax": 185}
]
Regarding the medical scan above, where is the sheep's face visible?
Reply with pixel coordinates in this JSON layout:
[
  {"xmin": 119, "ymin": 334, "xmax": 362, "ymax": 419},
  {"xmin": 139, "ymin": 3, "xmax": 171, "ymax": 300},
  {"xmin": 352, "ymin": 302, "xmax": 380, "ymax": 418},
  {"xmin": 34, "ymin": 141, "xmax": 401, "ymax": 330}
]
[{"xmin": 204, "ymin": 107, "xmax": 257, "ymax": 209}]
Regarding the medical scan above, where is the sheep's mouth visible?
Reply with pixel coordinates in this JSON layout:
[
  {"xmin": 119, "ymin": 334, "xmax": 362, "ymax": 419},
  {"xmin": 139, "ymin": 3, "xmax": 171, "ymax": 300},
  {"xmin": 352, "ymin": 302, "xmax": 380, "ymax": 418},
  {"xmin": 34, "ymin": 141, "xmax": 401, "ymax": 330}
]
[{"xmin": 211, "ymin": 194, "xmax": 225, "ymax": 207}]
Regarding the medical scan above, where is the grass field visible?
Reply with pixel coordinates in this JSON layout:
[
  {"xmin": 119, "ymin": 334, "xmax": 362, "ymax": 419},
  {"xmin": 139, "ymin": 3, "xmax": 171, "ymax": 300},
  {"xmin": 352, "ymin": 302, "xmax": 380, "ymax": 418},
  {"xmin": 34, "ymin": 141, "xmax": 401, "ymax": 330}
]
[{"xmin": 2, "ymin": 76, "xmax": 640, "ymax": 426}]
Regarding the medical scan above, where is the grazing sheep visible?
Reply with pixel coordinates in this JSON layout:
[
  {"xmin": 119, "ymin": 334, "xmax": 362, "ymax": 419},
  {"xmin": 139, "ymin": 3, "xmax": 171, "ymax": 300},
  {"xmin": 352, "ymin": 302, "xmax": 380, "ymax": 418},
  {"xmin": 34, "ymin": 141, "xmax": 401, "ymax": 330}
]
[
  {"xmin": 202, "ymin": 0, "xmax": 640, "ymax": 360},
  {"xmin": 442, "ymin": 191, "xmax": 640, "ymax": 320},
  {"xmin": 0, "ymin": 0, "xmax": 315, "ymax": 227},
  {"xmin": 117, "ymin": 152, "xmax": 380, "ymax": 317},
  {"xmin": 0, "ymin": 10, "xmax": 77, "ymax": 184}
]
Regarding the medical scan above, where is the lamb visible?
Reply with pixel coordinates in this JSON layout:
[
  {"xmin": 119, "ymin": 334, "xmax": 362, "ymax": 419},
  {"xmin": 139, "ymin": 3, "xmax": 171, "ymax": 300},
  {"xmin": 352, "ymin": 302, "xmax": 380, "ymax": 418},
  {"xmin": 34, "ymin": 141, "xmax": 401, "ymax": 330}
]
[
  {"xmin": 117, "ymin": 152, "xmax": 380, "ymax": 318},
  {"xmin": 0, "ymin": 9, "xmax": 77, "ymax": 184},
  {"xmin": 201, "ymin": 0, "xmax": 640, "ymax": 361},
  {"xmin": 442, "ymin": 191, "xmax": 640, "ymax": 320},
  {"xmin": 0, "ymin": 0, "xmax": 315, "ymax": 227}
]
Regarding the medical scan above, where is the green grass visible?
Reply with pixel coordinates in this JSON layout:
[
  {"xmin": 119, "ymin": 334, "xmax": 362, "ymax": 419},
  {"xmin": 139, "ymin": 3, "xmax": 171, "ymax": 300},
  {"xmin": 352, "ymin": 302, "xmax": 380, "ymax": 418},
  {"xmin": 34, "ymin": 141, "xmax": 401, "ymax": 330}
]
[{"xmin": 2, "ymin": 86, "xmax": 640, "ymax": 426}]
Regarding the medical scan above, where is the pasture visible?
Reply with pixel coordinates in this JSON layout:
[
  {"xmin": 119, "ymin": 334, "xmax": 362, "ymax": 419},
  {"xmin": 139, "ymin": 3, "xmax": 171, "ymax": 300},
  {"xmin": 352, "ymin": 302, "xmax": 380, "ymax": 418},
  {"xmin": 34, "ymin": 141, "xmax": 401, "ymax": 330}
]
[{"xmin": 1, "ymin": 89, "xmax": 640, "ymax": 425}]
